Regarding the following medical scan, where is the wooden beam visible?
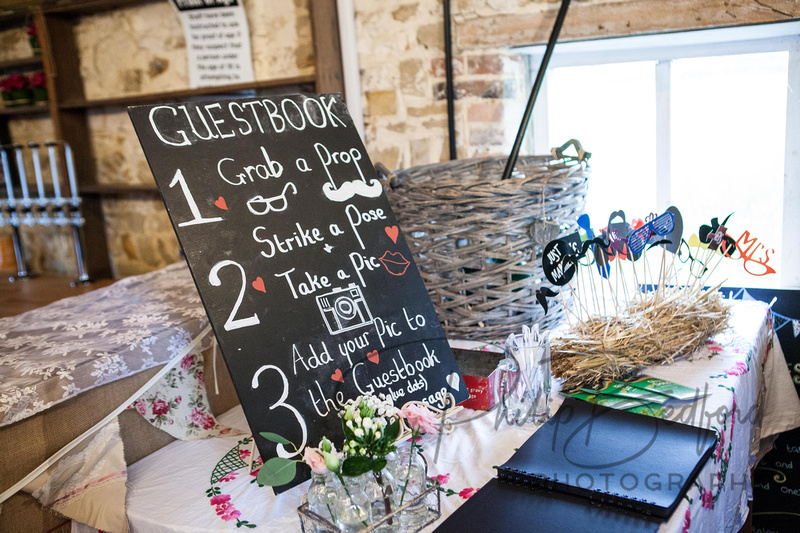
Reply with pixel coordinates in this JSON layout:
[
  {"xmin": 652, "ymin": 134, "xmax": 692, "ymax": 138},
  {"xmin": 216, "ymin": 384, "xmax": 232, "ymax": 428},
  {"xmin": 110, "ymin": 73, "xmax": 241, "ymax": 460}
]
[
  {"xmin": 309, "ymin": 0, "xmax": 344, "ymax": 94},
  {"xmin": 456, "ymin": 0, "xmax": 800, "ymax": 49}
]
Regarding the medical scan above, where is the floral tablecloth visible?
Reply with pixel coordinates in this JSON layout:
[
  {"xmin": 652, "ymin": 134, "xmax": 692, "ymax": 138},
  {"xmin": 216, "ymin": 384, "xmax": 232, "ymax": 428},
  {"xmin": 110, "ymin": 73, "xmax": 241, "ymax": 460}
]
[
  {"xmin": 121, "ymin": 300, "xmax": 800, "ymax": 532},
  {"xmin": 0, "ymin": 262, "xmax": 207, "ymax": 427}
]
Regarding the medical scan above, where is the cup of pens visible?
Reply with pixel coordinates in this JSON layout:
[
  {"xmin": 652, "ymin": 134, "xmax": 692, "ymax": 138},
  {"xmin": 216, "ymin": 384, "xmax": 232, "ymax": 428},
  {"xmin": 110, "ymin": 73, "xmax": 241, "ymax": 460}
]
[{"xmin": 494, "ymin": 325, "xmax": 552, "ymax": 425}]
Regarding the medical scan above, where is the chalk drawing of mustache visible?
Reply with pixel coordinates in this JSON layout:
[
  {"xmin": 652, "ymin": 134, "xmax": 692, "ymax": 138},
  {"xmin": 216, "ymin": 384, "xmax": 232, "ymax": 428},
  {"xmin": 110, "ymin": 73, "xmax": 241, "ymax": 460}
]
[
  {"xmin": 246, "ymin": 181, "xmax": 297, "ymax": 215},
  {"xmin": 316, "ymin": 142, "xmax": 383, "ymax": 202}
]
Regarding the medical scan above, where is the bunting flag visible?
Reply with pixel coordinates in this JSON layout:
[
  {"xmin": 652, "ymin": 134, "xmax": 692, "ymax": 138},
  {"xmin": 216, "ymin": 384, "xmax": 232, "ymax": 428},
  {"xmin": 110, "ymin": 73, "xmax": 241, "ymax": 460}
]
[
  {"xmin": 773, "ymin": 313, "xmax": 789, "ymax": 333},
  {"xmin": 794, "ymin": 319, "xmax": 800, "ymax": 338}
]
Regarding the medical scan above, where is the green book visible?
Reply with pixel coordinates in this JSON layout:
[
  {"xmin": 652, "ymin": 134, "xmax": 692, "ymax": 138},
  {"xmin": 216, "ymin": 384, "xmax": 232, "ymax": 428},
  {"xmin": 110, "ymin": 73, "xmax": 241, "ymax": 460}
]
[
  {"xmin": 624, "ymin": 376, "xmax": 707, "ymax": 401},
  {"xmin": 580, "ymin": 380, "xmax": 671, "ymax": 404},
  {"xmin": 563, "ymin": 391, "xmax": 665, "ymax": 416}
]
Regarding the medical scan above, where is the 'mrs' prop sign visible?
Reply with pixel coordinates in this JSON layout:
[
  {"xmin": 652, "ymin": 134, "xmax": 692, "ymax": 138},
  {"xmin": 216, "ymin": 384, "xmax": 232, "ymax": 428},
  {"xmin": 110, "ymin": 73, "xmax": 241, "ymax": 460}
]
[{"xmin": 129, "ymin": 94, "xmax": 467, "ymax": 491}]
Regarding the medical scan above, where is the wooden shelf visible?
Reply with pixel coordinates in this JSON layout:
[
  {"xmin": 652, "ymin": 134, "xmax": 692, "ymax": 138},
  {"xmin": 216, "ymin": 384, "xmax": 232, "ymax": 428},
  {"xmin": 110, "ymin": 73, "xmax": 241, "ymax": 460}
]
[
  {"xmin": 1, "ymin": 0, "xmax": 150, "ymax": 20},
  {"xmin": 0, "ymin": 104, "xmax": 49, "ymax": 116},
  {"xmin": 42, "ymin": 0, "xmax": 157, "ymax": 16},
  {"xmin": 80, "ymin": 184, "xmax": 159, "ymax": 196},
  {"xmin": 0, "ymin": 56, "xmax": 43, "ymax": 72},
  {"xmin": 58, "ymin": 75, "xmax": 318, "ymax": 110}
]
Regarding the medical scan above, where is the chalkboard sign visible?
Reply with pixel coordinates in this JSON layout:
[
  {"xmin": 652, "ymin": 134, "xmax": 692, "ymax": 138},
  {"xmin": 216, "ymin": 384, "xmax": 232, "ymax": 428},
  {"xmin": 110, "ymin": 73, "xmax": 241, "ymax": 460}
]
[{"xmin": 128, "ymin": 94, "xmax": 468, "ymax": 490}]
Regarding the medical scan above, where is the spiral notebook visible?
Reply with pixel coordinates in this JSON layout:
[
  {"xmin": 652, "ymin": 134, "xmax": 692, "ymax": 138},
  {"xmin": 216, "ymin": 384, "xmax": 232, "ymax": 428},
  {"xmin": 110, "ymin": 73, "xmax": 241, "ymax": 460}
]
[{"xmin": 435, "ymin": 397, "xmax": 716, "ymax": 531}]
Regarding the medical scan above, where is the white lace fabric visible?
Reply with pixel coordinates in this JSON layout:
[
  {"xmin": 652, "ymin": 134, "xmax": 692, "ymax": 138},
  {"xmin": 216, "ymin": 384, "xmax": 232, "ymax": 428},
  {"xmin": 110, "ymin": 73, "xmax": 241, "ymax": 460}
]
[{"xmin": 0, "ymin": 262, "xmax": 208, "ymax": 427}]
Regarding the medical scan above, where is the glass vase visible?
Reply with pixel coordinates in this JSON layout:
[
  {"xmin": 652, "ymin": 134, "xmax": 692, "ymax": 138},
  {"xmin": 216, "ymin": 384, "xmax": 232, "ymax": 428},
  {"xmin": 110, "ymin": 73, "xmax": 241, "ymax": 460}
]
[
  {"xmin": 331, "ymin": 475, "xmax": 371, "ymax": 532},
  {"xmin": 388, "ymin": 447, "xmax": 428, "ymax": 529},
  {"xmin": 364, "ymin": 469, "xmax": 399, "ymax": 532},
  {"xmin": 307, "ymin": 472, "xmax": 338, "ymax": 531}
]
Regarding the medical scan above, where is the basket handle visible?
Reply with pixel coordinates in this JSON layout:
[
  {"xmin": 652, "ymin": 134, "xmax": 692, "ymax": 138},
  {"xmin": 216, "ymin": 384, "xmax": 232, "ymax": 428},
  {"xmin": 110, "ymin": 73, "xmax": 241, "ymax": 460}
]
[
  {"xmin": 552, "ymin": 139, "xmax": 591, "ymax": 163},
  {"xmin": 375, "ymin": 162, "xmax": 401, "ymax": 189}
]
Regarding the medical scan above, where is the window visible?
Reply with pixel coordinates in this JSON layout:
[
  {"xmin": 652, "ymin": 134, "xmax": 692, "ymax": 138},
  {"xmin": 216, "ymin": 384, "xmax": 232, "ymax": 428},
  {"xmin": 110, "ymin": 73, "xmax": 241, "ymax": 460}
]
[{"xmin": 521, "ymin": 22, "xmax": 800, "ymax": 289}]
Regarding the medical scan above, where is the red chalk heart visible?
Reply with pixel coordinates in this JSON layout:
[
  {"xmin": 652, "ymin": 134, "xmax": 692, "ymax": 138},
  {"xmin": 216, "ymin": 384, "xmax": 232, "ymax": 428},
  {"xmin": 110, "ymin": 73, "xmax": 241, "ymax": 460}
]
[
  {"xmin": 331, "ymin": 368, "xmax": 344, "ymax": 383},
  {"xmin": 252, "ymin": 277, "xmax": 266, "ymax": 293},
  {"xmin": 367, "ymin": 350, "xmax": 380, "ymax": 365},
  {"xmin": 215, "ymin": 196, "xmax": 228, "ymax": 210},
  {"xmin": 385, "ymin": 226, "xmax": 399, "ymax": 243}
]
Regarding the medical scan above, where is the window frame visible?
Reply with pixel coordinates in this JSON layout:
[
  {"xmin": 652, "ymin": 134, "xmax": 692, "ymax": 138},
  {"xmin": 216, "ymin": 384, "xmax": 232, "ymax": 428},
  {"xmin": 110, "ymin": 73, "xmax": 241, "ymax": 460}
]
[{"xmin": 519, "ymin": 21, "xmax": 800, "ymax": 288}]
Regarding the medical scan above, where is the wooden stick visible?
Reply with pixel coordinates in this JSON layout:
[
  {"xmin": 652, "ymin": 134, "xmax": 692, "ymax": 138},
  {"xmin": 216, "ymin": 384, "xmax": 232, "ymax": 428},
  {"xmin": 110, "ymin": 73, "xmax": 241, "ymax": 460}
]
[
  {"xmin": 587, "ymin": 260, "xmax": 602, "ymax": 317},
  {"xmin": 567, "ymin": 279, "xmax": 590, "ymax": 323},
  {"xmin": 597, "ymin": 262, "xmax": 608, "ymax": 317},
  {"xmin": 556, "ymin": 291, "xmax": 575, "ymax": 327}
]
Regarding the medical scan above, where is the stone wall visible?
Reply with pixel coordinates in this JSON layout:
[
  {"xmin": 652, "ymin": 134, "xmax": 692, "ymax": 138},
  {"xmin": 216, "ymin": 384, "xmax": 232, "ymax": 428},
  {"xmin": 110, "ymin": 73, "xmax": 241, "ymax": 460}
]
[
  {"xmin": 73, "ymin": 0, "xmax": 315, "ymax": 278},
  {"xmin": 3, "ymin": 0, "xmax": 797, "ymax": 278},
  {"xmin": 354, "ymin": 0, "xmax": 800, "ymax": 170}
]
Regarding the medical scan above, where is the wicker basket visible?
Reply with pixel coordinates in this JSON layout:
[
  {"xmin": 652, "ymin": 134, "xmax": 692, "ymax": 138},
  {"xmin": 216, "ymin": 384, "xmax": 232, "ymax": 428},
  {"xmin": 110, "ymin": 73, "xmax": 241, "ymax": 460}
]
[{"xmin": 383, "ymin": 151, "xmax": 589, "ymax": 340}]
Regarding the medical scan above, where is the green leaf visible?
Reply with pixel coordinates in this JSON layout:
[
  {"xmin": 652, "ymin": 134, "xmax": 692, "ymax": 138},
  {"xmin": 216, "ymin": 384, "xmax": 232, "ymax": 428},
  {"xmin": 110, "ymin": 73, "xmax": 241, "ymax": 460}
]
[
  {"xmin": 384, "ymin": 419, "xmax": 401, "ymax": 442},
  {"xmin": 341, "ymin": 455, "xmax": 372, "ymax": 477},
  {"xmin": 259, "ymin": 432, "xmax": 292, "ymax": 446},
  {"xmin": 371, "ymin": 457, "xmax": 387, "ymax": 473},
  {"xmin": 256, "ymin": 457, "xmax": 297, "ymax": 486},
  {"xmin": 341, "ymin": 419, "xmax": 355, "ymax": 441}
]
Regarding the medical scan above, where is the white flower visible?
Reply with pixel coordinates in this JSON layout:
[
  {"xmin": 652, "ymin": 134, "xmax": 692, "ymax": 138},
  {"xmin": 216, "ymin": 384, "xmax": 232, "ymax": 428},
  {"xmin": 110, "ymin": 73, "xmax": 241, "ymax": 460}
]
[{"xmin": 354, "ymin": 428, "xmax": 364, "ymax": 438}]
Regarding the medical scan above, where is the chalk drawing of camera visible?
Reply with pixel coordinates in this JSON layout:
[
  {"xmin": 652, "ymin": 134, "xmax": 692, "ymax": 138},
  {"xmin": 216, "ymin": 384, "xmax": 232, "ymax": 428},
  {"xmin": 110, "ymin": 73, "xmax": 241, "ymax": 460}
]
[{"xmin": 317, "ymin": 284, "xmax": 374, "ymax": 335}]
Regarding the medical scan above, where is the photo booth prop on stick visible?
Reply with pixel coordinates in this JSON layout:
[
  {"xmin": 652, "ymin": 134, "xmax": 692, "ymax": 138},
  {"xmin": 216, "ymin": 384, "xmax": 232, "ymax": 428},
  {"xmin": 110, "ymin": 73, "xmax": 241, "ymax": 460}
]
[{"xmin": 541, "ymin": 207, "xmax": 742, "ymax": 390}]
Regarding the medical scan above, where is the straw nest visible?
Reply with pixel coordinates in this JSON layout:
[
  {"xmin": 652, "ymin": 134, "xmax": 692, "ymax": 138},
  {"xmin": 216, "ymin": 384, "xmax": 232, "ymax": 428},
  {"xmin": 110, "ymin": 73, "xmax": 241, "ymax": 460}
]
[{"xmin": 551, "ymin": 286, "xmax": 731, "ymax": 391}]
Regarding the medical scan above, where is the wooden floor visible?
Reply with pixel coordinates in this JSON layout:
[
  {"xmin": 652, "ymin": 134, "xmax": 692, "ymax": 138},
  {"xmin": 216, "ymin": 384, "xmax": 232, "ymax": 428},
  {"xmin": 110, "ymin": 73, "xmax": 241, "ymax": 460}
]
[{"xmin": 0, "ymin": 270, "xmax": 114, "ymax": 318}]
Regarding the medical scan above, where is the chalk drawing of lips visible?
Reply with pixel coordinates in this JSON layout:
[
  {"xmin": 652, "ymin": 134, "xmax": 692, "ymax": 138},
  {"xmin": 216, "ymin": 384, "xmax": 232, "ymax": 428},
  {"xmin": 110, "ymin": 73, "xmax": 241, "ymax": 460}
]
[{"xmin": 378, "ymin": 251, "xmax": 410, "ymax": 276}]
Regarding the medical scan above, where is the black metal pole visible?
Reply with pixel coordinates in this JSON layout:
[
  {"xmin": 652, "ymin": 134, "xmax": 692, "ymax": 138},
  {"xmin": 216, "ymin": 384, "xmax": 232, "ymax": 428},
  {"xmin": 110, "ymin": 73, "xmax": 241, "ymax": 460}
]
[
  {"xmin": 500, "ymin": 0, "xmax": 570, "ymax": 180},
  {"xmin": 444, "ymin": 0, "xmax": 457, "ymax": 160}
]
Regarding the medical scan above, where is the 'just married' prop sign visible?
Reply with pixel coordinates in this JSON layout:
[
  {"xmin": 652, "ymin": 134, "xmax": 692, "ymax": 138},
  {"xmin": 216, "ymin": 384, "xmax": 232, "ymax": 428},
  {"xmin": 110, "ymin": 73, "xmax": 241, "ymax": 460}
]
[{"xmin": 129, "ymin": 94, "xmax": 467, "ymax": 490}]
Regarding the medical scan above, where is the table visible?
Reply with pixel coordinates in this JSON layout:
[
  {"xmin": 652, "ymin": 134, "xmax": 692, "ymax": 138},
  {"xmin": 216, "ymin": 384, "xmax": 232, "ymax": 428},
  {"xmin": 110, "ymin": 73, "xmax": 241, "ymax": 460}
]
[{"xmin": 122, "ymin": 300, "xmax": 800, "ymax": 532}]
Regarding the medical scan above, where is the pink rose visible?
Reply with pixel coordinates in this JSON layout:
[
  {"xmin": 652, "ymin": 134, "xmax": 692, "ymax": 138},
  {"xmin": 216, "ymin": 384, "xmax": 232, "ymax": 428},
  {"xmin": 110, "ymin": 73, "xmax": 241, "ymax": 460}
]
[
  {"xmin": 303, "ymin": 447, "xmax": 329, "ymax": 474},
  {"xmin": 221, "ymin": 509, "xmax": 241, "ymax": 521},
  {"xmin": 682, "ymin": 508, "xmax": 691, "ymax": 532},
  {"xmin": 459, "ymin": 487, "xmax": 477, "ymax": 499},
  {"xmin": 402, "ymin": 403, "xmax": 439, "ymax": 435},
  {"xmin": 433, "ymin": 473, "xmax": 450, "ymax": 485},
  {"xmin": 198, "ymin": 371, "xmax": 205, "ymax": 386},
  {"xmin": 175, "ymin": 395, "xmax": 182, "ymax": 404},
  {"xmin": 220, "ymin": 471, "xmax": 239, "ymax": 483},
  {"xmin": 152, "ymin": 398, "xmax": 169, "ymax": 416},
  {"xmin": 191, "ymin": 407, "xmax": 217, "ymax": 430},
  {"xmin": 133, "ymin": 399, "xmax": 147, "ymax": 416},
  {"xmin": 239, "ymin": 448, "xmax": 251, "ymax": 459},
  {"xmin": 725, "ymin": 361, "xmax": 747, "ymax": 376},
  {"xmin": 701, "ymin": 488, "xmax": 713, "ymax": 509},
  {"xmin": 181, "ymin": 354, "xmax": 194, "ymax": 371},
  {"xmin": 209, "ymin": 494, "xmax": 230, "ymax": 506}
]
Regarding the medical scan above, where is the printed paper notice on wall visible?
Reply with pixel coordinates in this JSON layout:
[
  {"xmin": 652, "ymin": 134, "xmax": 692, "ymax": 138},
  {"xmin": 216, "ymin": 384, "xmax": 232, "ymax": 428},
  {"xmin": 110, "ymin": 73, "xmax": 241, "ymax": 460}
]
[
  {"xmin": 128, "ymin": 94, "xmax": 468, "ymax": 491},
  {"xmin": 170, "ymin": 0, "xmax": 254, "ymax": 88}
]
